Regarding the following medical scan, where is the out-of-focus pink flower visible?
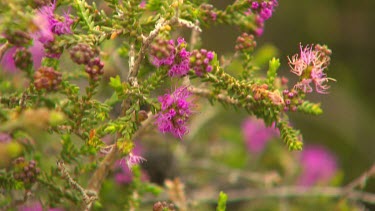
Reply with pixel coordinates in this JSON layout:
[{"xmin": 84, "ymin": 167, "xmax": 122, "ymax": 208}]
[
  {"xmin": 139, "ymin": 0, "xmax": 146, "ymax": 8},
  {"xmin": 18, "ymin": 201, "xmax": 63, "ymax": 211},
  {"xmin": 241, "ymin": 118, "xmax": 279, "ymax": 154},
  {"xmin": 297, "ymin": 145, "xmax": 338, "ymax": 186},
  {"xmin": 115, "ymin": 144, "xmax": 148, "ymax": 184},
  {"xmin": 1, "ymin": 41, "xmax": 45, "ymax": 73},
  {"xmin": 0, "ymin": 133, "xmax": 12, "ymax": 143}
]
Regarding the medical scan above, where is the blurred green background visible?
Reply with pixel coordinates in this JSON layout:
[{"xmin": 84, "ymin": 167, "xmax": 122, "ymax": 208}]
[{"xmin": 202, "ymin": 0, "xmax": 375, "ymax": 185}]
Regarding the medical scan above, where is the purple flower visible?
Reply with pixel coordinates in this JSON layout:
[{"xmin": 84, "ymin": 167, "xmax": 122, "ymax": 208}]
[
  {"xmin": 156, "ymin": 87, "xmax": 193, "ymax": 139},
  {"xmin": 241, "ymin": 118, "xmax": 279, "ymax": 154},
  {"xmin": 32, "ymin": 0, "xmax": 73, "ymax": 43},
  {"xmin": 288, "ymin": 44, "xmax": 334, "ymax": 94},
  {"xmin": 38, "ymin": 1, "xmax": 73, "ymax": 35},
  {"xmin": 297, "ymin": 145, "xmax": 338, "ymax": 186},
  {"xmin": 246, "ymin": 0, "xmax": 278, "ymax": 36}
]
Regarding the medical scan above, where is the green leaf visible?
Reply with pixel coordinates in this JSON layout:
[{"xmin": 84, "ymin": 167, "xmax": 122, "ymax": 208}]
[
  {"xmin": 267, "ymin": 57, "xmax": 280, "ymax": 88},
  {"xmin": 298, "ymin": 101, "xmax": 323, "ymax": 115},
  {"xmin": 216, "ymin": 191, "xmax": 228, "ymax": 211},
  {"xmin": 109, "ymin": 75, "xmax": 122, "ymax": 89}
]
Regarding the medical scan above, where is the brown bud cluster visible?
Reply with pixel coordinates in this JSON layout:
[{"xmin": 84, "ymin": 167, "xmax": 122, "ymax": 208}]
[
  {"xmin": 150, "ymin": 38, "xmax": 175, "ymax": 61},
  {"xmin": 44, "ymin": 40, "xmax": 63, "ymax": 59},
  {"xmin": 30, "ymin": 0, "xmax": 51, "ymax": 8},
  {"xmin": 13, "ymin": 47, "xmax": 33, "ymax": 70},
  {"xmin": 69, "ymin": 43, "xmax": 99, "ymax": 65},
  {"xmin": 13, "ymin": 157, "xmax": 40, "ymax": 184},
  {"xmin": 4, "ymin": 30, "xmax": 31, "ymax": 46},
  {"xmin": 251, "ymin": 84, "xmax": 284, "ymax": 106},
  {"xmin": 190, "ymin": 49, "xmax": 214, "ymax": 77},
  {"xmin": 282, "ymin": 89, "xmax": 303, "ymax": 112},
  {"xmin": 153, "ymin": 201, "xmax": 176, "ymax": 211},
  {"xmin": 235, "ymin": 33, "xmax": 257, "ymax": 52},
  {"xmin": 200, "ymin": 4, "xmax": 217, "ymax": 22},
  {"xmin": 315, "ymin": 44, "xmax": 332, "ymax": 67},
  {"xmin": 85, "ymin": 57, "xmax": 104, "ymax": 81},
  {"xmin": 34, "ymin": 67, "xmax": 62, "ymax": 91}
]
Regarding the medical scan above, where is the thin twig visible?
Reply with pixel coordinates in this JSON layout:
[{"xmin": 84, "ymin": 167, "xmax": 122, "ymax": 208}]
[
  {"xmin": 57, "ymin": 161, "xmax": 98, "ymax": 210},
  {"xmin": 128, "ymin": 18, "xmax": 171, "ymax": 85},
  {"xmin": 189, "ymin": 86, "xmax": 240, "ymax": 105},
  {"xmin": 190, "ymin": 186, "xmax": 375, "ymax": 204},
  {"xmin": 344, "ymin": 164, "xmax": 375, "ymax": 194},
  {"xmin": 0, "ymin": 41, "xmax": 10, "ymax": 62},
  {"xmin": 85, "ymin": 112, "xmax": 155, "ymax": 209}
]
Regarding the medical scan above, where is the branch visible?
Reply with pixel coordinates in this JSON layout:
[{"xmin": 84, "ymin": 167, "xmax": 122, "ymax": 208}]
[
  {"xmin": 190, "ymin": 186, "xmax": 375, "ymax": 204},
  {"xmin": 344, "ymin": 164, "xmax": 375, "ymax": 194},
  {"xmin": 85, "ymin": 112, "xmax": 155, "ymax": 209},
  {"xmin": 57, "ymin": 161, "xmax": 98, "ymax": 210},
  {"xmin": 127, "ymin": 18, "xmax": 171, "ymax": 85},
  {"xmin": 0, "ymin": 41, "xmax": 10, "ymax": 61},
  {"xmin": 189, "ymin": 86, "xmax": 240, "ymax": 106}
]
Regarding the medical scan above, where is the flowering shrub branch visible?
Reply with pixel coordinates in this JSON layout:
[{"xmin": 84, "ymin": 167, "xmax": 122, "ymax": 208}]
[{"xmin": 1, "ymin": 0, "xmax": 370, "ymax": 210}]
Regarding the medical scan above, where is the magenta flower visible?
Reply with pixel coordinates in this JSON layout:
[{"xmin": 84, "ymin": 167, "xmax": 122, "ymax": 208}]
[
  {"xmin": 150, "ymin": 37, "xmax": 191, "ymax": 77},
  {"xmin": 156, "ymin": 87, "xmax": 193, "ymax": 139},
  {"xmin": 32, "ymin": 0, "xmax": 73, "ymax": 43},
  {"xmin": 288, "ymin": 44, "xmax": 334, "ymax": 94},
  {"xmin": 297, "ymin": 145, "xmax": 338, "ymax": 186},
  {"xmin": 246, "ymin": 0, "xmax": 278, "ymax": 36},
  {"xmin": 241, "ymin": 118, "xmax": 279, "ymax": 154},
  {"xmin": 38, "ymin": 1, "xmax": 73, "ymax": 36}
]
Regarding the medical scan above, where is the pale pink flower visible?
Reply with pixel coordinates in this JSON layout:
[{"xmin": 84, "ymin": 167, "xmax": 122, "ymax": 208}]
[{"xmin": 288, "ymin": 44, "xmax": 334, "ymax": 94}]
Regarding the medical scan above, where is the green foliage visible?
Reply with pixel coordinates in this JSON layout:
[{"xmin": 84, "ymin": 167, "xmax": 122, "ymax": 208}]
[
  {"xmin": 216, "ymin": 191, "xmax": 228, "ymax": 211},
  {"xmin": 266, "ymin": 58, "xmax": 280, "ymax": 89},
  {"xmin": 277, "ymin": 121, "xmax": 303, "ymax": 150},
  {"xmin": 298, "ymin": 101, "xmax": 323, "ymax": 115}
]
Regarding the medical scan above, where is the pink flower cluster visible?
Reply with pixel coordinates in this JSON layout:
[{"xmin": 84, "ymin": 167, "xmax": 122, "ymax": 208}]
[
  {"xmin": 156, "ymin": 87, "xmax": 192, "ymax": 139},
  {"xmin": 288, "ymin": 44, "xmax": 334, "ymax": 94},
  {"xmin": 150, "ymin": 37, "xmax": 191, "ymax": 77},
  {"xmin": 190, "ymin": 49, "xmax": 215, "ymax": 77},
  {"xmin": 246, "ymin": 0, "xmax": 279, "ymax": 36},
  {"xmin": 34, "ymin": 0, "xmax": 73, "ymax": 43}
]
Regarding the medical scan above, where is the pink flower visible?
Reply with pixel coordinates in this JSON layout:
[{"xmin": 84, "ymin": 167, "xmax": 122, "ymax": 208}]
[
  {"xmin": 150, "ymin": 37, "xmax": 191, "ymax": 77},
  {"xmin": 33, "ymin": 0, "xmax": 73, "ymax": 44},
  {"xmin": 241, "ymin": 118, "xmax": 279, "ymax": 154},
  {"xmin": 18, "ymin": 201, "xmax": 63, "ymax": 211},
  {"xmin": 288, "ymin": 44, "xmax": 334, "ymax": 94},
  {"xmin": 297, "ymin": 145, "xmax": 338, "ymax": 186},
  {"xmin": 115, "ymin": 144, "xmax": 148, "ymax": 184},
  {"xmin": 1, "ymin": 41, "xmax": 45, "ymax": 73},
  {"xmin": 156, "ymin": 87, "xmax": 193, "ymax": 139}
]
